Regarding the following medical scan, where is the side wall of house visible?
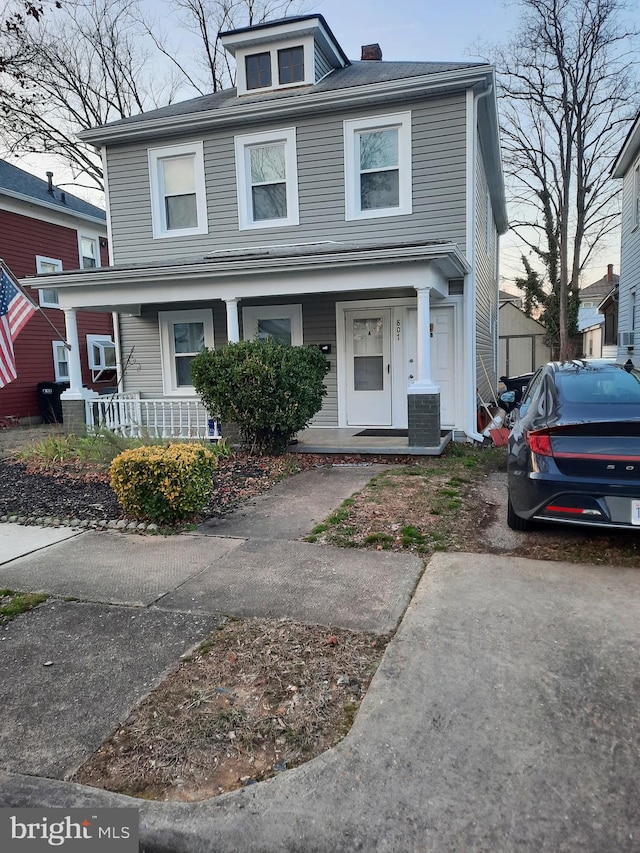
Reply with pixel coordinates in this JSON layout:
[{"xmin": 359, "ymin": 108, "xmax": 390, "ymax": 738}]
[
  {"xmin": 474, "ymin": 138, "xmax": 499, "ymax": 403},
  {"xmin": 618, "ymin": 156, "xmax": 640, "ymax": 367},
  {"xmin": 104, "ymin": 92, "xmax": 468, "ymax": 266},
  {"xmin": 0, "ymin": 209, "xmax": 113, "ymax": 420}
]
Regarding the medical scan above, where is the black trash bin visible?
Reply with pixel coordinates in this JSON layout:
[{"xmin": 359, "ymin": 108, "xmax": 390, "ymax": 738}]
[{"xmin": 37, "ymin": 381, "xmax": 69, "ymax": 424}]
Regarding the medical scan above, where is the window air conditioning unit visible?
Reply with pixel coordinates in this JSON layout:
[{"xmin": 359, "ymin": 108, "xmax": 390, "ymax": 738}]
[{"xmin": 619, "ymin": 331, "xmax": 635, "ymax": 348}]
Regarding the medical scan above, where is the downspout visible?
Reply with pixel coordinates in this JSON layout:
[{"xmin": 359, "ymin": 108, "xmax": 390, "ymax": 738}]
[
  {"xmin": 101, "ymin": 145, "xmax": 123, "ymax": 390},
  {"xmin": 465, "ymin": 82, "xmax": 494, "ymax": 442}
]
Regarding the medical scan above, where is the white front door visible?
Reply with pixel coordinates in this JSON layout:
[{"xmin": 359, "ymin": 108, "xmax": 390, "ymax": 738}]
[
  {"xmin": 345, "ymin": 309, "xmax": 392, "ymax": 426},
  {"xmin": 430, "ymin": 306, "xmax": 455, "ymax": 426},
  {"xmin": 406, "ymin": 305, "xmax": 455, "ymax": 426}
]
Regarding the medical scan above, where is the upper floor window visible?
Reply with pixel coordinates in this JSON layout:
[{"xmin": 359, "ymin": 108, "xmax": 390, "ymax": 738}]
[
  {"xmin": 344, "ymin": 112, "xmax": 412, "ymax": 220},
  {"xmin": 80, "ymin": 235, "xmax": 101, "ymax": 269},
  {"xmin": 278, "ymin": 46, "xmax": 304, "ymax": 84},
  {"xmin": 148, "ymin": 142, "xmax": 208, "ymax": 239},
  {"xmin": 234, "ymin": 128, "xmax": 299, "ymax": 230},
  {"xmin": 158, "ymin": 309, "xmax": 214, "ymax": 395},
  {"xmin": 234, "ymin": 38, "xmax": 312, "ymax": 95},
  {"xmin": 246, "ymin": 52, "xmax": 272, "ymax": 90},
  {"xmin": 36, "ymin": 256, "xmax": 62, "ymax": 308}
]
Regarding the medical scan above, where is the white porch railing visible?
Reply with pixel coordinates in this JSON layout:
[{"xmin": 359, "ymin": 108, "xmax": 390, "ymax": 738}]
[{"xmin": 86, "ymin": 393, "xmax": 221, "ymax": 441}]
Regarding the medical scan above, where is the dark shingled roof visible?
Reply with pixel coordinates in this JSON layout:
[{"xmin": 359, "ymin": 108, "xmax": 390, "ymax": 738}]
[
  {"xmin": 94, "ymin": 60, "xmax": 488, "ymax": 131},
  {"xmin": 0, "ymin": 159, "xmax": 106, "ymax": 221}
]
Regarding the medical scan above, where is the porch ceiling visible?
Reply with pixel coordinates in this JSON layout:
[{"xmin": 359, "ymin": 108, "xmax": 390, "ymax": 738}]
[{"xmin": 24, "ymin": 240, "xmax": 470, "ymax": 312}]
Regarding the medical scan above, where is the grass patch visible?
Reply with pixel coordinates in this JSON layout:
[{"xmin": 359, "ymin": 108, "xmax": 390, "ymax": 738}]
[
  {"xmin": 308, "ymin": 443, "xmax": 504, "ymax": 555},
  {"xmin": 0, "ymin": 590, "xmax": 48, "ymax": 625}
]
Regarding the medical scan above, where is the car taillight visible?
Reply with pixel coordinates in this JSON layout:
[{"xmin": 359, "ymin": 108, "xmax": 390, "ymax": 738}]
[{"xmin": 525, "ymin": 429, "xmax": 553, "ymax": 456}]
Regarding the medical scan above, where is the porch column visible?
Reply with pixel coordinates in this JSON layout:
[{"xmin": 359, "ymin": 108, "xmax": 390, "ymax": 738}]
[
  {"xmin": 225, "ymin": 298, "xmax": 240, "ymax": 343},
  {"xmin": 62, "ymin": 308, "xmax": 83, "ymax": 396},
  {"xmin": 408, "ymin": 285, "xmax": 441, "ymax": 447},
  {"xmin": 60, "ymin": 307, "xmax": 98, "ymax": 434}
]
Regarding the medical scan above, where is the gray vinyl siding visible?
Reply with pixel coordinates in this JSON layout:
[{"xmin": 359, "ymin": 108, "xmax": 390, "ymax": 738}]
[
  {"xmin": 474, "ymin": 139, "xmax": 498, "ymax": 402},
  {"xmin": 617, "ymin": 157, "xmax": 640, "ymax": 368},
  {"xmin": 314, "ymin": 45, "xmax": 333, "ymax": 81},
  {"xmin": 119, "ymin": 301, "xmax": 228, "ymax": 397},
  {"xmin": 105, "ymin": 92, "xmax": 467, "ymax": 266}
]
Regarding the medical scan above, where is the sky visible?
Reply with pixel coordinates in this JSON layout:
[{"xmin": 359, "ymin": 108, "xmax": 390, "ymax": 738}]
[
  {"xmin": 8, "ymin": 0, "xmax": 622, "ymax": 288},
  {"xmin": 314, "ymin": 0, "xmax": 521, "ymax": 64}
]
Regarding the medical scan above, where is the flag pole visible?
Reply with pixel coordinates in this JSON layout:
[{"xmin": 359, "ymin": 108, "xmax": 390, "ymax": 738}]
[{"xmin": 0, "ymin": 258, "xmax": 70, "ymax": 347}]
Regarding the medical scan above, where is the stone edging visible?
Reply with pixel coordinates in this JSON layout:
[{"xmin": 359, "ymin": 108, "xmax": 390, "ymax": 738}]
[{"xmin": 0, "ymin": 515, "xmax": 160, "ymax": 533}]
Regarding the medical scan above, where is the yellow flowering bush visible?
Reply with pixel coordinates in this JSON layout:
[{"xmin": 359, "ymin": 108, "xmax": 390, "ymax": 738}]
[{"xmin": 110, "ymin": 443, "xmax": 219, "ymax": 524}]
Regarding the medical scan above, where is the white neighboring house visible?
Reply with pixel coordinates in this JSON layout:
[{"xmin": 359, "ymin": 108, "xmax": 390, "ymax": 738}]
[
  {"xmin": 612, "ymin": 111, "xmax": 640, "ymax": 368},
  {"xmin": 28, "ymin": 13, "xmax": 508, "ymax": 447},
  {"xmin": 578, "ymin": 265, "xmax": 619, "ymax": 360}
]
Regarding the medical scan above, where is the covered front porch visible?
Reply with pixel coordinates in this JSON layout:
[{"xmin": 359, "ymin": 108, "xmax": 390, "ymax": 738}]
[{"xmin": 26, "ymin": 240, "xmax": 475, "ymax": 447}]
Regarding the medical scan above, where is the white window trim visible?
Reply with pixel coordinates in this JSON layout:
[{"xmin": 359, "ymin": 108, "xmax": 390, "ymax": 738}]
[
  {"xmin": 148, "ymin": 142, "xmax": 208, "ymax": 239},
  {"xmin": 234, "ymin": 128, "xmax": 299, "ymax": 230},
  {"xmin": 235, "ymin": 35, "xmax": 314, "ymax": 95},
  {"xmin": 36, "ymin": 256, "xmax": 62, "ymax": 308},
  {"xmin": 86, "ymin": 334, "xmax": 116, "ymax": 381},
  {"xmin": 344, "ymin": 112, "xmax": 412, "ymax": 221},
  {"xmin": 159, "ymin": 309, "xmax": 214, "ymax": 396},
  {"xmin": 242, "ymin": 304, "xmax": 303, "ymax": 345},
  {"xmin": 78, "ymin": 232, "xmax": 102, "ymax": 269},
  {"xmin": 51, "ymin": 340, "xmax": 69, "ymax": 382}
]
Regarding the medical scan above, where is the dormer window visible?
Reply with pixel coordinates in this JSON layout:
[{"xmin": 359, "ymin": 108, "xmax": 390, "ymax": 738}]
[
  {"xmin": 278, "ymin": 46, "xmax": 304, "ymax": 84},
  {"xmin": 220, "ymin": 15, "xmax": 349, "ymax": 97},
  {"xmin": 246, "ymin": 52, "xmax": 272, "ymax": 90}
]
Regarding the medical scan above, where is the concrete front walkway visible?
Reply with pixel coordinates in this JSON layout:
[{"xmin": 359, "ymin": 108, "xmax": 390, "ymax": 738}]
[{"xmin": 1, "ymin": 553, "xmax": 638, "ymax": 853}]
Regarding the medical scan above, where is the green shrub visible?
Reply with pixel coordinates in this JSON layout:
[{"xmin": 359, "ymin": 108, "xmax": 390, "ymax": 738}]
[
  {"xmin": 190, "ymin": 339, "xmax": 328, "ymax": 455},
  {"xmin": 110, "ymin": 443, "xmax": 219, "ymax": 524}
]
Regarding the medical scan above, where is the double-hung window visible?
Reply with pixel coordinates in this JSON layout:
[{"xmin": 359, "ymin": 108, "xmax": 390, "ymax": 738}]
[
  {"xmin": 235, "ymin": 128, "xmax": 299, "ymax": 229},
  {"xmin": 242, "ymin": 304, "xmax": 303, "ymax": 346},
  {"xmin": 159, "ymin": 309, "xmax": 214, "ymax": 395},
  {"xmin": 80, "ymin": 235, "xmax": 100, "ymax": 269},
  {"xmin": 149, "ymin": 142, "xmax": 208, "ymax": 238},
  {"xmin": 36, "ymin": 256, "xmax": 62, "ymax": 308},
  {"xmin": 52, "ymin": 341, "xmax": 69, "ymax": 382},
  {"xmin": 344, "ymin": 112, "xmax": 412, "ymax": 220}
]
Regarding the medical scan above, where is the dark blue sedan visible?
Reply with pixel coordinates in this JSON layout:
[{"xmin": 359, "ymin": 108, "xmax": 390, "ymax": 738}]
[{"xmin": 507, "ymin": 360, "xmax": 640, "ymax": 531}]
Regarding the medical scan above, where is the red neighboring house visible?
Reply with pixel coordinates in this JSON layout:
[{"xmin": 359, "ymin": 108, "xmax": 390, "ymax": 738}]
[{"xmin": 0, "ymin": 159, "xmax": 115, "ymax": 423}]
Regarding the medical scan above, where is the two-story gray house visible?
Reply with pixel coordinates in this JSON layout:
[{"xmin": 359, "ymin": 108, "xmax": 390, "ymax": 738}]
[
  {"xmin": 31, "ymin": 14, "xmax": 507, "ymax": 447},
  {"xmin": 612, "ymin": 110, "xmax": 640, "ymax": 369}
]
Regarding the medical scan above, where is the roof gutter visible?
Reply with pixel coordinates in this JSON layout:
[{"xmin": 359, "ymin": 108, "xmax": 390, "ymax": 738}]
[{"xmin": 78, "ymin": 66, "xmax": 494, "ymax": 147}]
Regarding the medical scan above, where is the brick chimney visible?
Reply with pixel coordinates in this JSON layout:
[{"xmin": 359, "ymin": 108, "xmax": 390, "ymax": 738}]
[
  {"xmin": 607, "ymin": 263, "xmax": 614, "ymax": 283},
  {"xmin": 361, "ymin": 43, "xmax": 382, "ymax": 61}
]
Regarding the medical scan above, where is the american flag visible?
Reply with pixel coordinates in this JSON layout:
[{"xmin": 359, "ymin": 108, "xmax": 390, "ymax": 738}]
[{"xmin": 0, "ymin": 266, "xmax": 37, "ymax": 388}]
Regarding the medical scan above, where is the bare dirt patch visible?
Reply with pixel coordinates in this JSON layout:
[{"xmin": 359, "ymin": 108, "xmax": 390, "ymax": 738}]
[{"xmin": 71, "ymin": 617, "xmax": 389, "ymax": 802}]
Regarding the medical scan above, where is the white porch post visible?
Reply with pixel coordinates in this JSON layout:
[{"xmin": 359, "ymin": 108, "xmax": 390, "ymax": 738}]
[
  {"xmin": 225, "ymin": 298, "xmax": 240, "ymax": 343},
  {"xmin": 62, "ymin": 308, "xmax": 84, "ymax": 397},
  {"xmin": 410, "ymin": 285, "xmax": 439, "ymax": 394}
]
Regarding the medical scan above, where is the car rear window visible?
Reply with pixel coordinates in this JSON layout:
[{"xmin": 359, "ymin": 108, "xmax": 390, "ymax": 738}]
[{"xmin": 555, "ymin": 368, "xmax": 640, "ymax": 404}]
